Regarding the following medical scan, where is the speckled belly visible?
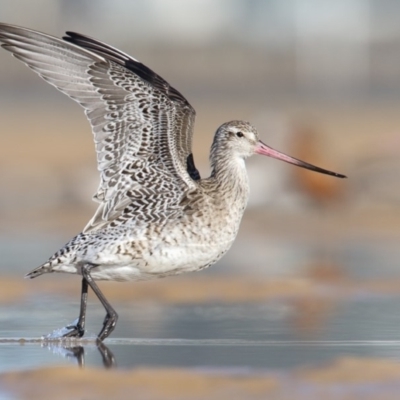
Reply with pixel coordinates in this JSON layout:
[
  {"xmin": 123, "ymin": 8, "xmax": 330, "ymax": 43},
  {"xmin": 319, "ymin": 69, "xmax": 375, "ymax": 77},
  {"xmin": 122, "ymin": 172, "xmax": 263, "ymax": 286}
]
[
  {"xmin": 61, "ymin": 210, "xmax": 242, "ymax": 281},
  {"xmin": 80, "ymin": 238, "xmax": 233, "ymax": 281}
]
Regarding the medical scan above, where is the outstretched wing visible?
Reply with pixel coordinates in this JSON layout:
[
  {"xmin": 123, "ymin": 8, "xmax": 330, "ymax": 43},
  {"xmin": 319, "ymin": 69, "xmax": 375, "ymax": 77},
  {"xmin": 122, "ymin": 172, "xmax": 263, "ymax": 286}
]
[{"xmin": 0, "ymin": 23, "xmax": 200, "ymax": 232}]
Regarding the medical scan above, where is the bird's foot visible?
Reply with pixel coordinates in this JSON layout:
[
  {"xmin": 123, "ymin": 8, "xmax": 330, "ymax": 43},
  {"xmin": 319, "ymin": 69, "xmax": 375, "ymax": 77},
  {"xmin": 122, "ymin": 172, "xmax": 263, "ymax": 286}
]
[
  {"xmin": 97, "ymin": 312, "xmax": 118, "ymax": 341},
  {"xmin": 42, "ymin": 318, "xmax": 85, "ymax": 340}
]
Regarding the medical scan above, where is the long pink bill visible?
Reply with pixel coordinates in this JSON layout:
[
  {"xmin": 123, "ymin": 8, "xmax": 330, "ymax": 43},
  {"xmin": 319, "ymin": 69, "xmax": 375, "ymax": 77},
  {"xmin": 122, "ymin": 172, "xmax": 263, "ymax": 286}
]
[{"xmin": 255, "ymin": 140, "xmax": 346, "ymax": 179}]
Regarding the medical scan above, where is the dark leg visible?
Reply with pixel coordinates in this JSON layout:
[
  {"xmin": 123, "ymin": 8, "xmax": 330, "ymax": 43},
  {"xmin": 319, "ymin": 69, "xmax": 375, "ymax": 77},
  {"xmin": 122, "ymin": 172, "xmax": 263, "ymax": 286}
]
[
  {"xmin": 62, "ymin": 278, "xmax": 88, "ymax": 338},
  {"xmin": 81, "ymin": 264, "xmax": 118, "ymax": 341},
  {"xmin": 44, "ymin": 277, "xmax": 88, "ymax": 339}
]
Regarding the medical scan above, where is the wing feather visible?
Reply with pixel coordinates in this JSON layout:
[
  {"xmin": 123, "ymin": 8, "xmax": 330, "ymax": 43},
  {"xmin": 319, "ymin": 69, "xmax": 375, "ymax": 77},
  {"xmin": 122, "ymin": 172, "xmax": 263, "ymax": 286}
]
[{"xmin": 0, "ymin": 23, "xmax": 200, "ymax": 232}]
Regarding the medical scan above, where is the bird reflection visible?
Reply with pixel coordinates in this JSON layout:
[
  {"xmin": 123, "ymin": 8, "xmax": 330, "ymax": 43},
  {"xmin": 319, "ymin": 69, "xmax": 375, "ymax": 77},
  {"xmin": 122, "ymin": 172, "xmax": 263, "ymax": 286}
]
[
  {"xmin": 43, "ymin": 340, "xmax": 116, "ymax": 368},
  {"xmin": 96, "ymin": 341, "xmax": 116, "ymax": 368}
]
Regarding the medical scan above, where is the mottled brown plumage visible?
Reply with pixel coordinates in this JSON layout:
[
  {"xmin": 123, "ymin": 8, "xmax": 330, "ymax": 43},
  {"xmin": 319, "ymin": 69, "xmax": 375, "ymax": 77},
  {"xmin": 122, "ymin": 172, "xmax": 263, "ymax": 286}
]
[{"xmin": 0, "ymin": 23, "xmax": 345, "ymax": 340}]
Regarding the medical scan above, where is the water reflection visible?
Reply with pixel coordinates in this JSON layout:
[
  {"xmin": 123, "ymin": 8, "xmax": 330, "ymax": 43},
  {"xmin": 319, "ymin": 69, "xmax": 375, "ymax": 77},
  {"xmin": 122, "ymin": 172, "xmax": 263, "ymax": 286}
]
[
  {"xmin": 42, "ymin": 341, "xmax": 116, "ymax": 368},
  {"xmin": 3, "ymin": 337, "xmax": 400, "ymax": 372},
  {"xmin": 0, "ymin": 338, "xmax": 117, "ymax": 369}
]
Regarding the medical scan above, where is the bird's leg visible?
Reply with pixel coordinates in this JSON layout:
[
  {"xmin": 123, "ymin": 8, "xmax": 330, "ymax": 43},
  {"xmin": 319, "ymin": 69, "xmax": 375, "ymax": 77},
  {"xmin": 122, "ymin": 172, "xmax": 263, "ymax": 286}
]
[
  {"xmin": 62, "ymin": 278, "xmax": 88, "ymax": 338},
  {"xmin": 81, "ymin": 264, "xmax": 118, "ymax": 341},
  {"xmin": 43, "ymin": 278, "xmax": 88, "ymax": 339}
]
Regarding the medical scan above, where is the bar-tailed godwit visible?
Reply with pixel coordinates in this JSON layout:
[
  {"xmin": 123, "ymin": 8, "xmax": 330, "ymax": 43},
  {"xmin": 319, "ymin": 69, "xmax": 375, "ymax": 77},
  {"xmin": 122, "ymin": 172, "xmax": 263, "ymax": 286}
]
[{"xmin": 0, "ymin": 24, "xmax": 346, "ymax": 341}]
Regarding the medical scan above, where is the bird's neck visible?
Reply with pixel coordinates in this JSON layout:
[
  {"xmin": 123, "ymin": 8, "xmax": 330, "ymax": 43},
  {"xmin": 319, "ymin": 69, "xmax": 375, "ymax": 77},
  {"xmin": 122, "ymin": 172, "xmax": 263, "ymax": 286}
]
[{"xmin": 209, "ymin": 151, "xmax": 250, "ymax": 205}]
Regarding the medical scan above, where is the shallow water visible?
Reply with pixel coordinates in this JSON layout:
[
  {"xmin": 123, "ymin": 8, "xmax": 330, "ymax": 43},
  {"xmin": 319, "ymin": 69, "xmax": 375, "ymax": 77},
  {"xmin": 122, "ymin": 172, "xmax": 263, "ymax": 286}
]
[{"xmin": 1, "ymin": 294, "xmax": 400, "ymax": 371}]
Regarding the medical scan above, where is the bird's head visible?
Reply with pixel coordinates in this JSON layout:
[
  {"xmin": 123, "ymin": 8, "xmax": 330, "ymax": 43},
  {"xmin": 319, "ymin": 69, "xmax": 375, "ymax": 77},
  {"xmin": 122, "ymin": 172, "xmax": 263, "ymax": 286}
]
[{"xmin": 213, "ymin": 120, "xmax": 346, "ymax": 178}]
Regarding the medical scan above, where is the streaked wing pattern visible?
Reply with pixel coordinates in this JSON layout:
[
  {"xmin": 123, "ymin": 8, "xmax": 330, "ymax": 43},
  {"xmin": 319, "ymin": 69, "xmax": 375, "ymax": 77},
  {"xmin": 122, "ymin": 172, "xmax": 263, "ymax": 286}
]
[{"xmin": 0, "ymin": 24, "xmax": 198, "ymax": 232}]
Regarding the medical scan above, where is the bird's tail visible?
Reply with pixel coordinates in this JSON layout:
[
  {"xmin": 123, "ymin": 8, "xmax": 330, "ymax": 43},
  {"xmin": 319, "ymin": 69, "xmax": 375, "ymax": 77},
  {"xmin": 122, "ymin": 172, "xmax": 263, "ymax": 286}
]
[{"xmin": 25, "ymin": 262, "xmax": 53, "ymax": 279}]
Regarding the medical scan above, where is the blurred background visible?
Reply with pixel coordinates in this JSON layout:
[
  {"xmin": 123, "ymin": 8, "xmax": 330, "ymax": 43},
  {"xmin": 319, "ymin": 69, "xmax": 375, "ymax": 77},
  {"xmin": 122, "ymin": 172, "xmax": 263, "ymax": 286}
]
[
  {"xmin": 1, "ymin": 0, "xmax": 400, "ymax": 276},
  {"xmin": 2, "ymin": 1, "xmax": 400, "ymax": 398}
]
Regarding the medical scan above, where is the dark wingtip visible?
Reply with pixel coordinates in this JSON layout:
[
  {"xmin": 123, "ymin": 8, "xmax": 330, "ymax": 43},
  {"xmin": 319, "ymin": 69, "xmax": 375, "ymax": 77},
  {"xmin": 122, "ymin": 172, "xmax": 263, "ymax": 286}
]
[
  {"xmin": 63, "ymin": 32, "xmax": 84, "ymax": 42},
  {"xmin": 62, "ymin": 31, "xmax": 192, "ymax": 108}
]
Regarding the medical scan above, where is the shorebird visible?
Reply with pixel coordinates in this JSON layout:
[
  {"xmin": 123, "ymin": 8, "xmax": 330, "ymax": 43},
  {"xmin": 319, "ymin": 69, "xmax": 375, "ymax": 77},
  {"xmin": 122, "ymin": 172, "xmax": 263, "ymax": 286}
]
[{"xmin": 0, "ymin": 24, "xmax": 346, "ymax": 341}]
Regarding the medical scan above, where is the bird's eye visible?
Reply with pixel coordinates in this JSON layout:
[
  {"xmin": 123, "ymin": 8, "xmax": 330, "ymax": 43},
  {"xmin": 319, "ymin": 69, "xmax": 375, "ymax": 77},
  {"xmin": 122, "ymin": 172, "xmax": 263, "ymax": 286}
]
[{"xmin": 236, "ymin": 131, "xmax": 244, "ymax": 138}]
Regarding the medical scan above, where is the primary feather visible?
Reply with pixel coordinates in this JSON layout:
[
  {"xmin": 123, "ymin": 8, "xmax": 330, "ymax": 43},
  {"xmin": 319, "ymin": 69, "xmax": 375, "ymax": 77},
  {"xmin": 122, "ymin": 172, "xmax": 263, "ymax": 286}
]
[{"xmin": 0, "ymin": 23, "xmax": 199, "ymax": 234}]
